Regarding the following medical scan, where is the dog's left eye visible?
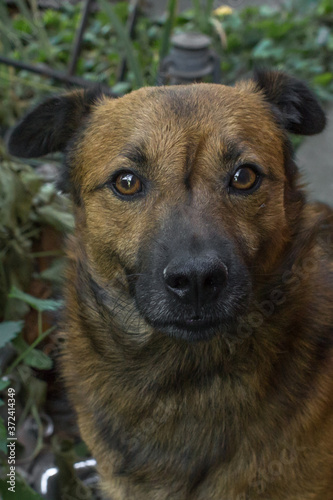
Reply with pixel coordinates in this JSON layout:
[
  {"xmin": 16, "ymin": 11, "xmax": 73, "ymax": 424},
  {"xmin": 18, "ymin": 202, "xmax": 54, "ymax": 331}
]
[
  {"xmin": 112, "ymin": 172, "xmax": 142, "ymax": 196},
  {"xmin": 230, "ymin": 166, "xmax": 259, "ymax": 192}
]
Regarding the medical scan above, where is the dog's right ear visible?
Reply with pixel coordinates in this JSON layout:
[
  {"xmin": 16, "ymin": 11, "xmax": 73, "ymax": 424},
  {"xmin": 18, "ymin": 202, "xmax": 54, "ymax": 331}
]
[
  {"xmin": 253, "ymin": 70, "xmax": 326, "ymax": 136},
  {"xmin": 7, "ymin": 87, "xmax": 105, "ymax": 158}
]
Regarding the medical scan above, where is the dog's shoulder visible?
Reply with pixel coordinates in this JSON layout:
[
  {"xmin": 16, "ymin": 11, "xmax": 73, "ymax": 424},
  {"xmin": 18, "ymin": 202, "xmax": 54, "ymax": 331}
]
[{"xmin": 305, "ymin": 202, "xmax": 333, "ymax": 260}]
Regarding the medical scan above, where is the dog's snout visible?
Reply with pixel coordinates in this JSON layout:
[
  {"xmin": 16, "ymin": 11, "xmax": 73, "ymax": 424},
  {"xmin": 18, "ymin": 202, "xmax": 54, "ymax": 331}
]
[{"xmin": 163, "ymin": 255, "xmax": 228, "ymax": 309}]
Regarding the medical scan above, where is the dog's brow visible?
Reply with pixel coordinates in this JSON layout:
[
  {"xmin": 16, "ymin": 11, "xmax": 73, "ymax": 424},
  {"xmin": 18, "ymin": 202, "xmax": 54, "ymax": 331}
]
[
  {"xmin": 221, "ymin": 141, "xmax": 244, "ymax": 164},
  {"xmin": 120, "ymin": 144, "xmax": 148, "ymax": 167}
]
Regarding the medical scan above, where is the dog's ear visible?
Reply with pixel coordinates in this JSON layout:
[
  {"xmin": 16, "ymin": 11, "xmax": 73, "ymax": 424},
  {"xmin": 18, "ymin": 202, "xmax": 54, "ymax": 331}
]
[
  {"xmin": 7, "ymin": 87, "xmax": 105, "ymax": 158},
  {"xmin": 254, "ymin": 69, "xmax": 326, "ymax": 135}
]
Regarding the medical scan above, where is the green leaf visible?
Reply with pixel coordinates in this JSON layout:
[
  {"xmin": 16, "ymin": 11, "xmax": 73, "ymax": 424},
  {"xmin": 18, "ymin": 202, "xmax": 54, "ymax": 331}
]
[
  {"xmin": 27, "ymin": 377, "xmax": 47, "ymax": 407},
  {"xmin": 39, "ymin": 258, "xmax": 66, "ymax": 284},
  {"xmin": 74, "ymin": 440, "xmax": 90, "ymax": 457},
  {"xmin": 317, "ymin": 0, "xmax": 333, "ymax": 15},
  {"xmin": 313, "ymin": 72, "xmax": 333, "ymax": 86},
  {"xmin": 0, "ymin": 476, "xmax": 45, "ymax": 499},
  {"xmin": 12, "ymin": 17, "xmax": 33, "ymax": 35},
  {"xmin": 159, "ymin": 0, "xmax": 178, "ymax": 61},
  {"xmin": 112, "ymin": 81, "xmax": 132, "ymax": 94},
  {"xmin": 114, "ymin": 1, "xmax": 129, "ymax": 22},
  {"xmin": 35, "ymin": 205, "xmax": 74, "ymax": 232},
  {"xmin": 0, "ymin": 378, "xmax": 10, "ymax": 391},
  {"xmin": 13, "ymin": 336, "xmax": 53, "ymax": 370},
  {"xmin": 7, "ymin": 325, "xmax": 56, "ymax": 374},
  {"xmin": 0, "ymin": 321, "xmax": 24, "ymax": 348},
  {"xmin": 252, "ymin": 38, "xmax": 284, "ymax": 60},
  {"xmin": 24, "ymin": 348, "xmax": 53, "ymax": 370},
  {"xmin": 8, "ymin": 286, "xmax": 63, "ymax": 312}
]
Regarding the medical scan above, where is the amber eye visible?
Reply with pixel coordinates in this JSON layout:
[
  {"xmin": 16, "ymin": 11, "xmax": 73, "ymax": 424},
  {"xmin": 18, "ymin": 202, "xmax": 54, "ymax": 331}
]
[
  {"xmin": 113, "ymin": 172, "xmax": 142, "ymax": 196},
  {"xmin": 230, "ymin": 166, "xmax": 259, "ymax": 191}
]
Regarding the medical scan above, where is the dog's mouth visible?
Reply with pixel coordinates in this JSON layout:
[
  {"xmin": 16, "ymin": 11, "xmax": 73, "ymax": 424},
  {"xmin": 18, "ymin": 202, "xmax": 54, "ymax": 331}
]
[
  {"xmin": 134, "ymin": 277, "xmax": 252, "ymax": 343},
  {"xmin": 147, "ymin": 315, "xmax": 224, "ymax": 342}
]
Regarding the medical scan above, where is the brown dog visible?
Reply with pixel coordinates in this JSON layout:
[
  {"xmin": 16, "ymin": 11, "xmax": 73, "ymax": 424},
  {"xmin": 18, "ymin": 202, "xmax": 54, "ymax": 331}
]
[{"xmin": 8, "ymin": 70, "xmax": 333, "ymax": 499}]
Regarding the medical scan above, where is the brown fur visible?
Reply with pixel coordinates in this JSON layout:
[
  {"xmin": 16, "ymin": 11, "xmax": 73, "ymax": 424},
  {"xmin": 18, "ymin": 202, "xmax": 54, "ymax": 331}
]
[{"xmin": 8, "ymin": 73, "xmax": 333, "ymax": 499}]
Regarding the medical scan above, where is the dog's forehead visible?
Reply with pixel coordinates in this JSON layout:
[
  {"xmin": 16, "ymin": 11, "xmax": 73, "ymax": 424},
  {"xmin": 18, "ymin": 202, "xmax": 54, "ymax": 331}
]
[
  {"xmin": 89, "ymin": 82, "xmax": 284, "ymax": 159},
  {"xmin": 106, "ymin": 82, "xmax": 271, "ymax": 126},
  {"xmin": 76, "ymin": 83, "xmax": 285, "ymax": 191}
]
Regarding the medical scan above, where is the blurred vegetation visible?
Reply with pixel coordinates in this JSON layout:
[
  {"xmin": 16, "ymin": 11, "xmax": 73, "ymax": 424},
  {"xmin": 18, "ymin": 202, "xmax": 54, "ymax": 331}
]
[
  {"xmin": 0, "ymin": 0, "xmax": 333, "ymax": 129},
  {"xmin": 0, "ymin": 0, "xmax": 333, "ymax": 498}
]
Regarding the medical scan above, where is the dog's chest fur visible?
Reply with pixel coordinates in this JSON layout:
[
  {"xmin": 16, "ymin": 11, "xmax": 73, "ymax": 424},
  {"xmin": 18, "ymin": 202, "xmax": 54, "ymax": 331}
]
[{"xmin": 61, "ymin": 220, "xmax": 333, "ymax": 499}]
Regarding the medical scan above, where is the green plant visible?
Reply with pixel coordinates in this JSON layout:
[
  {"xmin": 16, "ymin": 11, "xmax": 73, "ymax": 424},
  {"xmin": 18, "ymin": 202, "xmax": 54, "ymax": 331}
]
[
  {"xmin": 0, "ymin": 141, "xmax": 73, "ymax": 496},
  {"xmin": 159, "ymin": 0, "xmax": 178, "ymax": 62},
  {"xmin": 0, "ymin": 148, "xmax": 72, "ymax": 319},
  {"xmin": 1, "ymin": 0, "xmax": 333, "ymax": 130},
  {"xmin": 0, "ymin": 291, "xmax": 60, "ymax": 500},
  {"xmin": 98, "ymin": 0, "xmax": 144, "ymax": 88}
]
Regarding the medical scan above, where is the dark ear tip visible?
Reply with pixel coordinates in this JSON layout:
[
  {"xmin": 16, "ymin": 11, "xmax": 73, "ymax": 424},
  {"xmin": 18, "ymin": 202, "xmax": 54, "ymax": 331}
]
[
  {"xmin": 6, "ymin": 120, "xmax": 44, "ymax": 159},
  {"xmin": 6, "ymin": 87, "xmax": 109, "ymax": 160},
  {"xmin": 6, "ymin": 124, "xmax": 26, "ymax": 158},
  {"xmin": 253, "ymin": 68, "xmax": 326, "ymax": 136},
  {"xmin": 309, "ymin": 103, "xmax": 326, "ymax": 134}
]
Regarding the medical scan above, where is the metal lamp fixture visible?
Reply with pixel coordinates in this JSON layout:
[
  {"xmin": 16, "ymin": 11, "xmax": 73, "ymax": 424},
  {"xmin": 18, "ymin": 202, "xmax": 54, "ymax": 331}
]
[{"xmin": 158, "ymin": 32, "xmax": 221, "ymax": 85}]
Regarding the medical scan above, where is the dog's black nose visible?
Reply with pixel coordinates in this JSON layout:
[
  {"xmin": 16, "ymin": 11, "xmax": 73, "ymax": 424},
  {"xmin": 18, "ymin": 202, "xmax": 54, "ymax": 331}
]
[{"xmin": 163, "ymin": 254, "xmax": 228, "ymax": 309}]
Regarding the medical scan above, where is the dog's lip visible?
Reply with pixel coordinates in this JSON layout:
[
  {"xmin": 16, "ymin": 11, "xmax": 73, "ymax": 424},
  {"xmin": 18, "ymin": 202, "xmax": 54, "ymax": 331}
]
[
  {"xmin": 179, "ymin": 317, "xmax": 218, "ymax": 329},
  {"xmin": 154, "ymin": 316, "xmax": 221, "ymax": 335},
  {"xmin": 154, "ymin": 317, "xmax": 221, "ymax": 342}
]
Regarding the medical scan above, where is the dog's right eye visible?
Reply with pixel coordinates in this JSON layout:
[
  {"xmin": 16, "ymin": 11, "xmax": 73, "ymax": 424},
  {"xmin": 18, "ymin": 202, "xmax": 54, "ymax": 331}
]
[
  {"xmin": 229, "ymin": 165, "xmax": 261, "ymax": 193},
  {"xmin": 111, "ymin": 171, "xmax": 143, "ymax": 197}
]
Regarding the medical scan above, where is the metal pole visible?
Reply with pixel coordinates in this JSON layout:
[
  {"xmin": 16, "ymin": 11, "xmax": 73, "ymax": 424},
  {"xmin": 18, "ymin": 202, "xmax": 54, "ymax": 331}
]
[
  {"xmin": 0, "ymin": 55, "xmax": 116, "ymax": 94},
  {"xmin": 67, "ymin": 0, "xmax": 94, "ymax": 76}
]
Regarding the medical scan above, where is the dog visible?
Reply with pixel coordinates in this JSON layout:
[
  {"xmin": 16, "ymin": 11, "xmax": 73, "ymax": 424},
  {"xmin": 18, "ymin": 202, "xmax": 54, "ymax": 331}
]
[{"xmin": 8, "ymin": 70, "xmax": 333, "ymax": 499}]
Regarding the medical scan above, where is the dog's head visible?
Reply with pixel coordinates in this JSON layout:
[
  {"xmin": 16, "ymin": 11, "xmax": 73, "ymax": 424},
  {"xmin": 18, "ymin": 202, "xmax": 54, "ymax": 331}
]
[{"xmin": 8, "ymin": 71, "xmax": 325, "ymax": 342}]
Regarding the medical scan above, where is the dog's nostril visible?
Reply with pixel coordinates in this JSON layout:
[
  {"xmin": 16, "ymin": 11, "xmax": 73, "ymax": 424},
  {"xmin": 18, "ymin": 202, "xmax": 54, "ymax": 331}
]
[
  {"xmin": 204, "ymin": 275, "xmax": 218, "ymax": 289},
  {"xmin": 171, "ymin": 275, "xmax": 189, "ymax": 289},
  {"xmin": 165, "ymin": 273, "xmax": 190, "ymax": 291},
  {"xmin": 204, "ymin": 270, "xmax": 227, "ymax": 290}
]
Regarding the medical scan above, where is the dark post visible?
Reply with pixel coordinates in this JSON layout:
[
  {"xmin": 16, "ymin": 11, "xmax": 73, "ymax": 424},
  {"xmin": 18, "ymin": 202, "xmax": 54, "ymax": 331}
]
[{"xmin": 158, "ymin": 32, "xmax": 221, "ymax": 85}]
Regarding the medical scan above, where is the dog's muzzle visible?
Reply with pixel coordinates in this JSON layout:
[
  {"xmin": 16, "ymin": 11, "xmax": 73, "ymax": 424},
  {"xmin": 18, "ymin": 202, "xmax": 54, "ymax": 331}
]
[{"xmin": 134, "ymin": 217, "xmax": 252, "ymax": 342}]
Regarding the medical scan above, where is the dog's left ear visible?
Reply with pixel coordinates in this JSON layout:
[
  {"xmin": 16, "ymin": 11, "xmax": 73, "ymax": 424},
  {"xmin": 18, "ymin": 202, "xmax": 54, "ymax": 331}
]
[
  {"xmin": 7, "ymin": 87, "xmax": 105, "ymax": 158},
  {"xmin": 254, "ymin": 70, "xmax": 326, "ymax": 135}
]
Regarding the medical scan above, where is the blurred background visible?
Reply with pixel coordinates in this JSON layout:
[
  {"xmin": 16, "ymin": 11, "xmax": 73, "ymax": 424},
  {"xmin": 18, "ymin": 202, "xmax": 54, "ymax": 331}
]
[{"xmin": 0, "ymin": 0, "xmax": 332, "ymax": 498}]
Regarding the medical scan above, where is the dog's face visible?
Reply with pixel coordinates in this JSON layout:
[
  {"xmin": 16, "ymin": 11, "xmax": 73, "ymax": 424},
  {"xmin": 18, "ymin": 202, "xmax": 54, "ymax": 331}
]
[
  {"xmin": 8, "ymin": 71, "xmax": 326, "ymax": 342},
  {"xmin": 71, "ymin": 84, "xmax": 288, "ymax": 342}
]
